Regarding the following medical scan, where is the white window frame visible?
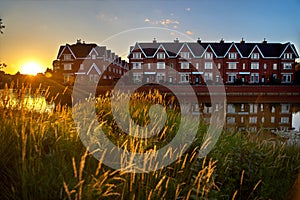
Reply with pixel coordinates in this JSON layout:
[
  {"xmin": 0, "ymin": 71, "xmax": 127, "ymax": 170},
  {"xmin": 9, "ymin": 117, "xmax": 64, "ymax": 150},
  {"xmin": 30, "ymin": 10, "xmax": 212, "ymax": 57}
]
[
  {"xmin": 180, "ymin": 52, "xmax": 190, "ymax": 59},
  {"xmin": 133, "ymin": 73, "xmax": 142, "ymax": 82},
  {"xmin": 204, "ymin": 52, "xmax": 213, "ymax": 59},
  {"xmin": 251, "ymin": 53, "xmax": 260, "ymax": 59},
  {"xmin": 63, "ymin": 54, "xmax": 72, "ymax": 61},
  {"xmin": 283, "ymin": 63, "xmax": 292, "ymax": 70},
  {"xmin": 133, "ymin": 52, "xmax": 142, "ymax": 59},
  {"xmin": 157, "ymin": 62, "xmax": 165, "ymax": 69},
  {"xmin": 91, "ymin": 54, "xmax": 96, "ymax": 60},
  {"xmin": 227, "ymin": 73, "xmax": 236, "ymax": 83},
  {"xmin": 64, "ymin": 63, "xmax": 72, "ymax": 70},
  {"xmin": 280, "ymin": 117, "xmax": 289, "ymax": 124},
  {"xmin": 250, "ymin": 73, "xmax": 259, "ymax": 83},
  {"xmin": 273, "ymin": 63, "xmax": 277, "ymax": 70},
  {"xmin": 157, "ymin": 52, "xmax": 165, "ymax": 59},
  {"xmin": 228, "ymin": 52, "xmax": 237, "ymax": 59},
  {"xmin": 282, "ymin": 74, "xmax": 292, "ymax": 83},
  {"xmin": 204, "ymin": 72, "xmax": 213, "ymax": 81},
  {"xmin": 157, "ymin": 72, "xmax": 166, "ymax": 82},
  {"xmin": 249, "ymin": 117, "xmax": 257, "ymax": 124},
  {"xmin": 80, "ymin": 64, "xmax": 84, "ymax": 70},
  {"xmin": 204, "ymin": 62, "xmax": 213, "ymax": 69},
  {"xmin": 180, "ymin": 73, "xmax": 190, "ymax": 83},
  {"xmin": 181, "ymin": 62, "xmax": 189, "ymax": 69},
  {"xmin": 132, "ymin": 62, "xmax": 142, "ymax": 69},
  {"xmin": 283, "ymin": 53, "xmax": 293, "ymax": 59},
  {"xmin": 251, "ymin": 62, "xmax": 259, "ymax": 70},
  {"xmin": 228, "ymin": 62, "xmax": 237, "ymax": 69},
  {"xmin": 281, "ymin": 104, "xmax": 290, "ymax": 113}
]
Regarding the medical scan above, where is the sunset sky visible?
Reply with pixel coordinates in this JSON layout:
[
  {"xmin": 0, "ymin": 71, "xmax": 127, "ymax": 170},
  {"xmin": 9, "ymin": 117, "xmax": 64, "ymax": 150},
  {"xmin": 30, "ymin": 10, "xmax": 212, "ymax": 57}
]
[{"xmin": 0, "ymin": 0, "xmax": 300, "ymax": 74}]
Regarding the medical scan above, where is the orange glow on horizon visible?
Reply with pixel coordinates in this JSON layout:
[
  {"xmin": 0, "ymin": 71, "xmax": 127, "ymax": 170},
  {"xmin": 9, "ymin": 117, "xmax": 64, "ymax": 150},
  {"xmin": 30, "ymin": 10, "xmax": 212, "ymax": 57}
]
[{"xmin": 20, "ymin": 61, "xmax": 44, "ymax": 76}]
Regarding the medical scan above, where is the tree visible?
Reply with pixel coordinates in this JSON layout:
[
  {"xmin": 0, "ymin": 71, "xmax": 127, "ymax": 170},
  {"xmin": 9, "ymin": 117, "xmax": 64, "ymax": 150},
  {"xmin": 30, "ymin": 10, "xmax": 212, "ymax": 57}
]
[
  {"xmin": 0, "ymin": 19, "xmax": 6, "ymax": 71},
  {"xmin": 0, "ymin": 18, "xmax": 5, "ymax": 34}
]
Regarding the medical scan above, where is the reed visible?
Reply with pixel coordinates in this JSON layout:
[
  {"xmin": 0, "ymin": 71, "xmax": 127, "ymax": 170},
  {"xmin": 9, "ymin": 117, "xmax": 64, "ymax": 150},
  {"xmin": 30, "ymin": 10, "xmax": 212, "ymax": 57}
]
[{"xmin": 0, "ymin": 84, "xmax": 299, "ymax": 199}]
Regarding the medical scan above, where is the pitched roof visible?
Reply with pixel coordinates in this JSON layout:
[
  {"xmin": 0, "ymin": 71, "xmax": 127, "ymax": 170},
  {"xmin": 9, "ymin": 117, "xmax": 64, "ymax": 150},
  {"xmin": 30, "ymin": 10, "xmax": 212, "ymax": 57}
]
[
  {"xmin": 129, "ymin": 40, "xmax": 299, "ymax": 59},
  {"xmin": 57, "ymin": 42, "xmax": 97, "ymax": 59}
]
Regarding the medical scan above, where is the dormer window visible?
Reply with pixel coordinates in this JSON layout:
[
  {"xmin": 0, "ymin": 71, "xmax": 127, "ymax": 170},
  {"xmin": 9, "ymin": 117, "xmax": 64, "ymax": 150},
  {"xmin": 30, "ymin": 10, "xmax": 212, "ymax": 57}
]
[
  {"xmin": 204, "ymin": 52, "xmax": 213, "ymax": 59},
  {"xmin": 180, "ymin": 52, "xmax": 190, "ymax": 59},
  {"xmin": 63, "ymin": 54, "xmax": 72, "ymax": 61},
  {"xmin": 228, "ymin": 52, "xmax": 237, "ymax": 59},
  {"xmin": 91, "ymin": 54, "xmax": 96, "ymax": 59},
  {"xmin": 133, "ymin": 52, "xmax": 141, "ymax": 59},
  {"xmin": 251, "ymin": 53, "xmax": 259, "ymax": 59},
  {"xmin": 157, "ymin": 52, "xmax": 165, "ymax": 59},
  {"xmin": 283, "ymin": 53, "xmax": 293, "ymax": 59}
]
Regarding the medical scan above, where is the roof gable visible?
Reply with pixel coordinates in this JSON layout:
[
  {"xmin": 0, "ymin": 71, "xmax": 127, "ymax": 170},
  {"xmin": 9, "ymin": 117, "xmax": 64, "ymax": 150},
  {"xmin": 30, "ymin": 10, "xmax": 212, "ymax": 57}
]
[{"xmin": 87, "ymin": 63, "xmax": 101, "ymax": 75}]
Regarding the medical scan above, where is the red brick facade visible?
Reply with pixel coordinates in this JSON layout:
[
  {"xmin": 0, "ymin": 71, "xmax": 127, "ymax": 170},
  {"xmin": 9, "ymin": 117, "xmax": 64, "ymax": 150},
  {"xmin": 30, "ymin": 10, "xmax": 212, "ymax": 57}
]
[
  {"xmin": 128, "ymin": 39, "xmax": 299, "ymax": 85},
  {"xmin": 53, "ymin": 40, "xmax": 128, "ymax": 85}
]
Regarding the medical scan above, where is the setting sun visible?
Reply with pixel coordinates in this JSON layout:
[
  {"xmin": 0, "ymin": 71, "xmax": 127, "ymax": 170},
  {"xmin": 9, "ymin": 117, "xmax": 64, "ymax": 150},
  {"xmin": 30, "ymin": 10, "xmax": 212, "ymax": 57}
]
[{"xmin": 21, "ymin": 62, "xmax": 44, "ymax": 75}]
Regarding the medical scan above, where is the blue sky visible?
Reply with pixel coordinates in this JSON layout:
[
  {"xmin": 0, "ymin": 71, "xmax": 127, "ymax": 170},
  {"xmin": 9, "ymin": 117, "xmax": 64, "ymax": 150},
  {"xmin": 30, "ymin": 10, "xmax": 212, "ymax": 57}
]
[{"xmin": 0, "ymin": 0, "xmax": 299, "ymax": 74}]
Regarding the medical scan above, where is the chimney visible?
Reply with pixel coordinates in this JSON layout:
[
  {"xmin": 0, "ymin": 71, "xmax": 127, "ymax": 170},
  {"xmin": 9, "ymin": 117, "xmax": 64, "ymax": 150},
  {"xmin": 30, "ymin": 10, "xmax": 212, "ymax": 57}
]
[
  {"xmin": 197, "ymin": 37, "xmax": 201, "ymax": 43},
  {"xmin": 153, "ymin": 38, "xmax": 157, "ymax": 43},
  {"xmin": 220, "ymin": 38, "xmax": 224, "ymax": 43},
  {"xmin": 262, "ymin": 38, "xmax": 267, "ymax": 44},
  {"xmin": 76, "ymin": 39, "xmax": 81, "ymax": 44},
  {"xmin": 174, "ymin": 38, "xmax": 179, "ymax": 43},
  {"xmin": 240, "ymin": 37, "xmax": 245, "ymax": 44}
]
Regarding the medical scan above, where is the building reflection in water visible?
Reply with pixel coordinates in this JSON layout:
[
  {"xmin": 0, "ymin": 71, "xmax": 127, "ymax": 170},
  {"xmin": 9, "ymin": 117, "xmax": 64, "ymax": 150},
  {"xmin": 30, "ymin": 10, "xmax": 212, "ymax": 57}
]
[{"xmin": 190, "ymin": 102, "xmax": 300, "ymax": 133}]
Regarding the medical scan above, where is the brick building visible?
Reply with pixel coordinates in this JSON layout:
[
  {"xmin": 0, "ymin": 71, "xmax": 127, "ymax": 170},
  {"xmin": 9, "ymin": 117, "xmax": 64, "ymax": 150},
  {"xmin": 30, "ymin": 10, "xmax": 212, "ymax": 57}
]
[
  {"xmin": 53, "ymin": 40, "xmax": 128, "ymax": 85},
  {"xmin": 128, "ymin": 38, "xmax": 299, "ymax": 85}
]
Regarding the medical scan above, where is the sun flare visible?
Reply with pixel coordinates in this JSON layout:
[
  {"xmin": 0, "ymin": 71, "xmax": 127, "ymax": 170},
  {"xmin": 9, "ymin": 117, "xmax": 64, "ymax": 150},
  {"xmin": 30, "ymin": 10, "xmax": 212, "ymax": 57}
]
[{"xmin": 21, "ymin": 62, "xmax": 44, "ymax": 75}]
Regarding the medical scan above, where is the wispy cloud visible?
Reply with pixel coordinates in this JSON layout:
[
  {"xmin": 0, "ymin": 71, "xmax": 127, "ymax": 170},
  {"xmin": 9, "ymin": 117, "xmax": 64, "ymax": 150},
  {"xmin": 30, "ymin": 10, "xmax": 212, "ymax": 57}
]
[
  {"xmin": 185, "ymin": 7, "xmax": 191, "ymax": 12},
  {"xmin": 96, "ymin": 11, "xmax": 118, "ymax": 22},
  {"xmin": 186, "ymin": 30, "xmax": 194, "ymax": 35},
  {"xmin": 144, "ymin": 18, "xmax": 180, "ymax": 28}
]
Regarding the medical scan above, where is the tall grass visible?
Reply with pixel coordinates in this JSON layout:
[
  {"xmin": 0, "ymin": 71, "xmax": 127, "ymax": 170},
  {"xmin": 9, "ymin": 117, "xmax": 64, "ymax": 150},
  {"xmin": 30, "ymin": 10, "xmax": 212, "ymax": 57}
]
[{"xmin": 0, "ymin": 84, "xmax": 299, "ymax": 199}]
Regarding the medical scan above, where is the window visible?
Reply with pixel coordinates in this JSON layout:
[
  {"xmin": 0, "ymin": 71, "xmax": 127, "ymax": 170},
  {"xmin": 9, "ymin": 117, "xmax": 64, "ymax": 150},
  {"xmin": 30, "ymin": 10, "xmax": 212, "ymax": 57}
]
[
  {"xmin": 181, "ymin": 62, "xmax": 189, "ymax": 69},
  {"xmin": 180, "ymin": 73, "xmax": 190, "ymax": 83},
  {"xmin": 180, "ymin": 52, "xmax": 190, "ymax": 59},
  {"xmin": 281, "ymin": 104, "xmax": 290, "ymax": 113},
  {"xmin": 64, "ymin": 74, "xmax": 71, "ymax": 83},
  {"xmin": 251, "ymin": 53, "xmax": 259, "ymax": 59},
  {"xmin": 228, "ymin": 52, "xmax": 237, "ymax": 59},
  {"xmin": 64, "ymin": 64, "xmax": 72, "ymax": 70},
  {"xmin": 271, "ymin": 106, "xmax": 275, "ymax": 113},
  {"xmin": 227, "ymin": 117, "xmax": 235, "ymax": 124},
  {"xmin": 251, "ymin": 62, "xmax": 259, "ymax": 70},
  {"xmin": 227, "ymin": 73, "xmax": 236, "ymax": 83},
  {"xmin": 157, "ymin": 73, "xmax": 165, "ymax": 82},
  {"xmin": 241, "ymin": 104, "xmax": 245, "ymax": 111},
  {"xmin": 242, "ymin": 63, "xmax": 246, "ymax": 70},
  {"xmin": 283, "ymin": 63, "xmax": 292, "ymax": 70},
  {"xmin": 283, "ymin": 53, "xmax": 293, "ymax": 59},
  {"xmin": 250, "ymin": 73, "xmax": 259, "ymax": 83},
  {"xmin": 263, "ymin": 63, "xmax": 267, "ymax": 70},
  {"xmin": 157, "ymin": 62, "xmax": 165, "ymax": 69},
  {"xmin": 89, "ymin": 74, "xmax": 99, "ymax": 83},
  {"xmin": 280, "ymin": 117, "xmax": 289, "ymax": 123},
  {"xmin": 204, "ymin": 72, "xmax": 213, "ymax": 81},
  {"xmin": 282, "ymin": 74, "xmax": 292, "ymax": 83},
  {"xmin": 133, "ymin": 52, "xmax": 141, "ymax": 59},
  {"xmin": 249, "ymin": 117, "xmax": 257, "ymax": 124},
  {"xmin": 170, "ymin": 63, "xmax": 174, "ymax": 68},
  {"xmin": 80, "ymin": 64, "xmax": 84, "ymax": 70},
  {"xmin": 63, "ymin": 54, "xmax": 72, "ymax": 61},
  {"xmin": 250, "ymin": 104, "xmax": 258, "ymax": 113},
  {"xmin": 260, "ymin": 104, "xmax": 264, "ymax": 111},
  {"xmin": 204, "ymin": 52, "xmax": 213, "ymax": 59},
  {"xmin": 218, "ymin": 63, "xmax": 221, "ymax": 69},
  {"xmin": 196, "ymin": 63, "xmax": 199, "ymax": 69},
  {"xmin": 241, "ymin": 116, "xmax": 244, "ymax": 123},
  {"xmin": 133, "ymin": 73, "xmax": 142, "ymax": 82},
  {"xmin": 271, "ymin": 116, "xmax": 275, "ymax": 123},
  {"xmin": 228, "ymin": 62, "xmax": 237, "ymax": 69},
  {"xmin": 132, "ymin": 62, "xmax": 142, "ymax": 69},
  {"xmin": 204, "ymin": 62, "xmax": 213, "ymax": 69},
  {"xmin": 91, "ymin": 54, "xmax": 96, "ymax": 59},
  {"xmin": 273, "ymin": 63, "xmax": 277, "ymax": 70},
  {"xmin": 227, "ymin": 104, "xmax": 235, "ymax": 113},
  {"xmin": 261, "ymin": 117, "xmax": 265, "ymax": 123},
  {"xmin": 216, "ymin": 75, "xmax": 220, "ymax": 83},
  {"xmin": 147, "ymin": 63, "xmax": 151, "ymax": 69},
  {"xmin": 157, "ymin": 52, "xmax": 165, "ymax": 59}
]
